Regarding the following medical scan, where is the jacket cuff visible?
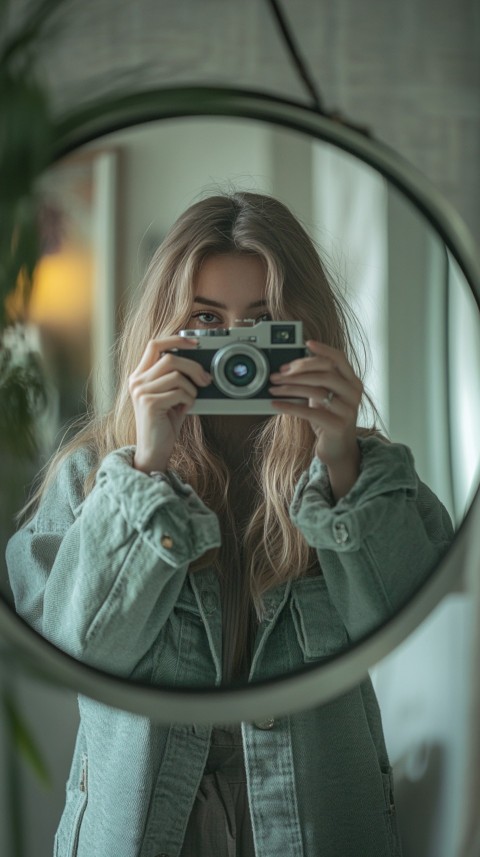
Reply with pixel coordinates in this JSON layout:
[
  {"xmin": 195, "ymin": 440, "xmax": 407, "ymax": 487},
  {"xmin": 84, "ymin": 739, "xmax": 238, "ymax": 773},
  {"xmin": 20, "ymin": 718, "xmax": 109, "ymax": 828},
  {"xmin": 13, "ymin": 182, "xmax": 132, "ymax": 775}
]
[
  {"xmin": 95, "ymin": 446, "xmax": 221, "ymax": 566},
  {"xmin": 289, "ymin": 436, "xmax": 418, "ymax": 552}
]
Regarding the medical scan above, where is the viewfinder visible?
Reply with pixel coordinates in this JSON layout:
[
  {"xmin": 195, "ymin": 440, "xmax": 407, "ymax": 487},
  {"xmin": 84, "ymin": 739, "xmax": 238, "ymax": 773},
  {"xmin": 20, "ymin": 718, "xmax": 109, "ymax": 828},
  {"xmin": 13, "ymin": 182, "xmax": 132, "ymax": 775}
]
[{"xmin": 271, "ymin": 325, "xmax": 296, "ymax": 344}]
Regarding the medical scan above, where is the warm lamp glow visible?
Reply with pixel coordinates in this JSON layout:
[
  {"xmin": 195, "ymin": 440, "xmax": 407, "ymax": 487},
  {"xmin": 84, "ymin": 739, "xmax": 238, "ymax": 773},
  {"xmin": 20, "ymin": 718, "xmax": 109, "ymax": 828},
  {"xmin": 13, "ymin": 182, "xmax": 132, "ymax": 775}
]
[{"xmin": 27, "ymin": 244, "xmax": 93, "ymax": 330}]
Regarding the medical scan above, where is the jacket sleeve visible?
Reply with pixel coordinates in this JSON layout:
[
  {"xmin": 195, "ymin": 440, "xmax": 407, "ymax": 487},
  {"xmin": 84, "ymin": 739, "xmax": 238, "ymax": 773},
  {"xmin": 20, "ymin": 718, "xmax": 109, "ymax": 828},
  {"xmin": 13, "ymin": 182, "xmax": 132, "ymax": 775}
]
[
  {"xmin": 6, "ymin": 446, "xmax": 221, "ymax": 674},
  {"xmin": 289, "ymin": 435, "xmax": 455, "ymax": 642}
]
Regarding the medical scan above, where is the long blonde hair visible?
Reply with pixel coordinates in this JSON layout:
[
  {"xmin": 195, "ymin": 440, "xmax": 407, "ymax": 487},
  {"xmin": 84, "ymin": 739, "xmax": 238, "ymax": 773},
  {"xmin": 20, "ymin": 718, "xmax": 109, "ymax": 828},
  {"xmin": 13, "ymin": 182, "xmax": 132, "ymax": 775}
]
[{"xmin": 23, "ymin": 192, "xmax": 378, "ymax": 680}]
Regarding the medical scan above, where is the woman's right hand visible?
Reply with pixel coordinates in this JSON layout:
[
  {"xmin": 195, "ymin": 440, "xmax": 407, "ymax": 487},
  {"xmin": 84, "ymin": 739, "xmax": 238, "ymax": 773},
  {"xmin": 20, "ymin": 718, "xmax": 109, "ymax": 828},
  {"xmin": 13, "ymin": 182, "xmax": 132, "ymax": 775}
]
[{"xmin": 128, "ymin": 336, "xmax": 211, "ymax": 474}]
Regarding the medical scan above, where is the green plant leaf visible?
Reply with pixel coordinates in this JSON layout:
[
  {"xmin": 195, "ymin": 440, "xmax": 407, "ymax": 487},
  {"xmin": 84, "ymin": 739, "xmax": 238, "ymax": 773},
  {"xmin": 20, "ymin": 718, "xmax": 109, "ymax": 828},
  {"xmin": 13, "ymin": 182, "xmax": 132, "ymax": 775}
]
[
  {"xmin": 0, "ymin": 0, "xmax": 65, "ymax": 64},
  {"xmin": 2, "ymin": 691, "xmax": 52, "ymax": 788},
  {"xmin": 0, "ymin": 0, "xmax": 63, "ymax": 322},
  {"xmin": 0, "ymin": 328, "xmax": 48, "ymax": 457}
]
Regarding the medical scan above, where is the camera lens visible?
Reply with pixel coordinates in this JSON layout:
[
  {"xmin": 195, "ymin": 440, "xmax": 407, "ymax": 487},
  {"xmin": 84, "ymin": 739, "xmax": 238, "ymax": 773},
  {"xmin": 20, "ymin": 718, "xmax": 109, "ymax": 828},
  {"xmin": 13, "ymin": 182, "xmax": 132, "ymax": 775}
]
[
  {"xmin": 224, "ymin": 355, "xmax": 257, "ymax": 386},
  {"xmin": 211, "ymin": 342, "xmax": 268, "ymax": 398}
]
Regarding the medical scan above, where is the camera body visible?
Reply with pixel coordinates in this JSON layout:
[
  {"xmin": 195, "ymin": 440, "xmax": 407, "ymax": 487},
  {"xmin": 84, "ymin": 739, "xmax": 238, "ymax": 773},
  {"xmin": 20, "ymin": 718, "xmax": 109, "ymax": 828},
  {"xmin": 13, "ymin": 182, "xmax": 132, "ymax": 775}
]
[{"xmin": 174, "ymin": 320, "xmax": 309, "ymax": 414}]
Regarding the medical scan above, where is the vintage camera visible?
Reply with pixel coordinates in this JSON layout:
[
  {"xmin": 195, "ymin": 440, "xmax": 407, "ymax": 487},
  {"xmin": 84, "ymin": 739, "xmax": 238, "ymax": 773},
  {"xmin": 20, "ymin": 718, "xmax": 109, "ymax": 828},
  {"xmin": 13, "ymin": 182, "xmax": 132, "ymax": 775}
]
[{"xmin": 173, "ymin": 320, "xmax": 309, "ymax": 414}]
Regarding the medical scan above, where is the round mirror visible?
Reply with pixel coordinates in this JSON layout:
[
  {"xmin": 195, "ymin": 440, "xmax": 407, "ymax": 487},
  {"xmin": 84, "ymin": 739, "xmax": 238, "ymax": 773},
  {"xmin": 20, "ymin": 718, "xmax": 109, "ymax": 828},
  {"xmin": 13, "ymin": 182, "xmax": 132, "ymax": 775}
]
[{"xmin": 2, "ymin": 89, "xmax": 480, "ymax": 724}]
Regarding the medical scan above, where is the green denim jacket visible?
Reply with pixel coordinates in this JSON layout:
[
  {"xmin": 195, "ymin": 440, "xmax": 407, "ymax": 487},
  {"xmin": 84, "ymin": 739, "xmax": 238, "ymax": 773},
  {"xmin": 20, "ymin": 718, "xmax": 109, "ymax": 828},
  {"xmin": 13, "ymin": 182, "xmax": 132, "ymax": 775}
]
[{"xmin": 6, "ymin": 436, "xmax": 454, "ymax": 857}]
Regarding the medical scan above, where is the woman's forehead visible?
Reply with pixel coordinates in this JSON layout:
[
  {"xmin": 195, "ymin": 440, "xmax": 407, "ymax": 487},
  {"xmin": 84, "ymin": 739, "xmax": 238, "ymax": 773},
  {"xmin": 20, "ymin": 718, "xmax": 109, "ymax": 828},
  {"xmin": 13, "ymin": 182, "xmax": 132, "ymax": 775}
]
[{"xmin": 194, "ymin": 254, "xmax": 268, "ymax": 300}]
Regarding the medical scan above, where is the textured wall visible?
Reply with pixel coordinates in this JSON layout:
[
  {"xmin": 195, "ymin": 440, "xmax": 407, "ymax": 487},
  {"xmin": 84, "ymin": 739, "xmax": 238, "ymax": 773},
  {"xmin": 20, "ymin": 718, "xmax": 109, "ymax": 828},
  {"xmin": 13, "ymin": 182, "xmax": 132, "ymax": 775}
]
[{"xmin": 6, "ymin": 0, "xmax": 480, "ymax": 238}]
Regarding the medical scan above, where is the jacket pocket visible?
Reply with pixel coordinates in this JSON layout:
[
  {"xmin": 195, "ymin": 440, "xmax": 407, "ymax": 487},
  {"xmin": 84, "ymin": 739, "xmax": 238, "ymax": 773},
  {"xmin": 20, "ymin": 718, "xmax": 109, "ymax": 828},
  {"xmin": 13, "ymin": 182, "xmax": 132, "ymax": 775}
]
[
  {"xmin": 54, "ymin": 754, "xmax": 88, "ymax": 857},
  {"xmin": 290, "ymin": 574, "xmax": 349, "ymax": 661},
  {"xmin": 174, "ymin": 586, "xmax": 204, "ymax": 625}
]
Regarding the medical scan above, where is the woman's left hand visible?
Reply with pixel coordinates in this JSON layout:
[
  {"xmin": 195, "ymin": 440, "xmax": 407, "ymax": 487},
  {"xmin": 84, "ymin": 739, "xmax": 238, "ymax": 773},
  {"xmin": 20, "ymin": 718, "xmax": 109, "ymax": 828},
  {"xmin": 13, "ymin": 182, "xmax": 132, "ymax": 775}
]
[{"xmin": 269, "ymin": 340, "xmax": 363, "ymax": 498}]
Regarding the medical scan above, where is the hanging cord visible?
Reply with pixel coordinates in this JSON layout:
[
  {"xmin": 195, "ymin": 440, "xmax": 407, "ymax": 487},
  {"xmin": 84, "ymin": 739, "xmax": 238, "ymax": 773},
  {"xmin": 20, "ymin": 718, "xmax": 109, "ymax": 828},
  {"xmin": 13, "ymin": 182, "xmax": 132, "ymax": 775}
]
[
  {"xmin": 266, "ymin": 0, "xmax": 324, "ymax": 113},
  {"xmin": 266, "ymin": 0, "xmax": 372, "ymax": 136}
]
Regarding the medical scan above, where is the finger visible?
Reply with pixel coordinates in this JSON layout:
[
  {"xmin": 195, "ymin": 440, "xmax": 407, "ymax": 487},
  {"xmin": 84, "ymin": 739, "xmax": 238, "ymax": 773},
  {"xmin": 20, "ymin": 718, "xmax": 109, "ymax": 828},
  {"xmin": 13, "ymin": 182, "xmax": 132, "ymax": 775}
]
[
  {"xmin": 135, "ymin": 336, "xmax": 199, "ymax": 374},
  {"xmin": 305, "ymin": 340, "xmax": 346, "ymax": 361},
  {"xmin": 133, "ymin": 385, "xmax": 197, "ymax": 413},
  {"xmin": 269, "ymin": 373, "xmax": 361, "ymax": 409},
  {"xmin": 130, "ymin": 372, "xmax": 197, "ymax": 401},
  {"xmin": 275, "ymin": 356, "xmax": 338, "ymax": 379},
  {"xmin": 269, "ymin": 386, "xmax": 353, "ymax": 418},
  {"xmin": 277, "ymin": 355, "xmax": 359, "ymax": 387},
  {"xmin": 271, "ymin": 399, "xmax": 343, "ymax": 424},
  {"xmin": 139, "ymin": 353, "xmax": 211, "ymax": 388},
  {"xmin": 304, "ymin": 341, "xmax": 360, "ymax": 384},
  {"xmin": 139, "ymin": 370, "xmax": 200, "ymax": 399}
]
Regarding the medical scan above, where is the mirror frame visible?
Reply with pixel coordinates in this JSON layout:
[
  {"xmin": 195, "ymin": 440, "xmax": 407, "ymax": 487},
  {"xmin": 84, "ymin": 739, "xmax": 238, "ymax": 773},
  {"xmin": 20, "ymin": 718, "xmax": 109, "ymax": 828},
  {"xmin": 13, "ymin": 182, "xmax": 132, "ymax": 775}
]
[{"xmin": 2, "ymin": 86, "xmax": 479, "ymax": 723}]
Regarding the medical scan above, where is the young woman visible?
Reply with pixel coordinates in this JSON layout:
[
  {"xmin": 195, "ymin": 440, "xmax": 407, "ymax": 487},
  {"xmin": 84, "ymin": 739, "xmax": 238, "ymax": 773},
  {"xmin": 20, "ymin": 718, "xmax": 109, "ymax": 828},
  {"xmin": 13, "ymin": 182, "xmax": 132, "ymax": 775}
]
[{"xmin": 7, "ymin": 192, "xmax": 454, "ymax": 857}]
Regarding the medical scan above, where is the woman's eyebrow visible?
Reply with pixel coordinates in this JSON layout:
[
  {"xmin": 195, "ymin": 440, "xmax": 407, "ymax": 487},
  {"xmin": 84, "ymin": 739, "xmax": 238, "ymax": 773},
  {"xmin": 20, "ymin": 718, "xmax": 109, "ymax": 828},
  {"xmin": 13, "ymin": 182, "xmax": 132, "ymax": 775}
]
[{"xmin": 193, "ymin": 297, "xmax": 268, "ymax": 309}]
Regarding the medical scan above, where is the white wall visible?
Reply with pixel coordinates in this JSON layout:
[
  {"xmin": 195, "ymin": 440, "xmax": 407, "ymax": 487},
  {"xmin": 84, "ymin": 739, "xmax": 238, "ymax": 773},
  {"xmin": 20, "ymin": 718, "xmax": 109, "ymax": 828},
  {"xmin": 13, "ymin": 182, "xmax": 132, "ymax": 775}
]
[{"xmin": 115, "ymin": 118, "xmax": 276, "ymax": 292}]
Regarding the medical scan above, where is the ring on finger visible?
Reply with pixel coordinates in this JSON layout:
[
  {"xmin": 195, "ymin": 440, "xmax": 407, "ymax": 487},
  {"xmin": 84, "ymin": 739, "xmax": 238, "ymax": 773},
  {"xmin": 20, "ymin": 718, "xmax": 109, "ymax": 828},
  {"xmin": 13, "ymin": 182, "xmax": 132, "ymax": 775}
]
[{"xmin": 321, "ymin": 390, "xmax": 335, "ymax": 408}]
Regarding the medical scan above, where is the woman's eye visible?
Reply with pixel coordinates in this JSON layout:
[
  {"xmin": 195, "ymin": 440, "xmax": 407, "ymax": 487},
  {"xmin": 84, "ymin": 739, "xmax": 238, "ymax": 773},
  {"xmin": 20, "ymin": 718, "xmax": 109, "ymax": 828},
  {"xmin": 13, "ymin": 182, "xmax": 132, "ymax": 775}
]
[
  {"xmin": 191, "ymin": 312, "xmax": 220, "ymax": 325},
  {"xmin": 190, "ymin": 311, "xmax": 272, "ymax": 326}
]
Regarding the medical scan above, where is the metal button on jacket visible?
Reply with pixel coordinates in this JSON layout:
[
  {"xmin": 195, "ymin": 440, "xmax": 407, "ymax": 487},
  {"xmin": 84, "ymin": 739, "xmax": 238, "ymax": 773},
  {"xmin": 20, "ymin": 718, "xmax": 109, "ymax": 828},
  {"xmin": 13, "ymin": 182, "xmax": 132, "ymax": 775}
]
[
  {"xmin": 254, "ymin": 717, "xmax": 275, "ymax": 730},
  {"xmin": 160, "ymin": 534, "xmax": 174, "ymax": 549},
  {"xmin": 333, "ymin": 521, "xmax": 349, "ymax": 545}
]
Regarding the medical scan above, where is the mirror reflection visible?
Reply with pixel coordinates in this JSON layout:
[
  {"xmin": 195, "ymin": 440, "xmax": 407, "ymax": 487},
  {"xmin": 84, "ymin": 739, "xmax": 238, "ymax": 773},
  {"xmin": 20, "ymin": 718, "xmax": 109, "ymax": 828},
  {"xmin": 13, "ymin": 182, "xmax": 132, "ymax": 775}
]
[
  {"xmin": 2, "ymin": 114, "xmax": 479, "ymax": 857},
  {"xmin": 3, "ymin": 117, "xmax": 478, "ymax": 679}
]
